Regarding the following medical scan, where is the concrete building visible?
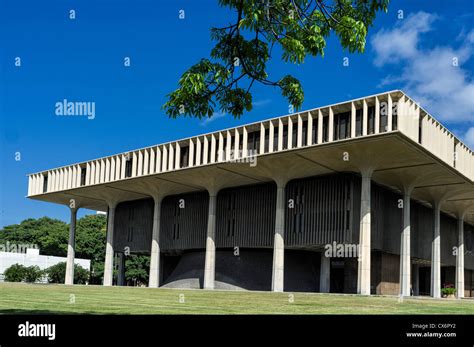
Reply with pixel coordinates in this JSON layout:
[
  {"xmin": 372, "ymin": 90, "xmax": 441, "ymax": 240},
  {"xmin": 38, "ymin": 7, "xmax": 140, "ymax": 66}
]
[
  {"xmin": 27, "ymin": 91, "xmax": 474, "ymax": 297},
  {"xmin": 0, "ymin": 248, "xmax": 90, "ymax": 283}
]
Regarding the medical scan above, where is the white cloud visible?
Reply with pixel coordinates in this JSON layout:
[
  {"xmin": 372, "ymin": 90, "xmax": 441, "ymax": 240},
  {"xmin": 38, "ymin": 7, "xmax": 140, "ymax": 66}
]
[
  {"xmin": 253, "ymin": 99, "xmax": 272, "ymax": 107},
  {"xmin": 371, "ymin": 12, "xmax": 474, "ymax": 123},
  {"xmin": 464, "ymin": 127, "xmax": 474, "ymax": 148},
  {"xmin": 372, "ymin": 12, "xmax": 437, "ymax": 66},
  {"xmin": 200, "ymin": 111, "xmax": 226, "ymax": 126}
]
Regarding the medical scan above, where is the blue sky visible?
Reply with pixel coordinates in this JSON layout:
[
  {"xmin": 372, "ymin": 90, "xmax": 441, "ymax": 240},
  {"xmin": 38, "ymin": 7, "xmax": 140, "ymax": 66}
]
[{"xmin": 1, "ymin": 0, "xmax": 473, "ymax": 227}]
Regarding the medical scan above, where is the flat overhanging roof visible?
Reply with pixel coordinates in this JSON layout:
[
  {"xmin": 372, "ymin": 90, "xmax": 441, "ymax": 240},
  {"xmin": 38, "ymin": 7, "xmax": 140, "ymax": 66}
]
[
  {"xmin": 28, "ymin": 131, "xmax": 474, "ymax": 225},
  {"xmin": 26, "ymin": 91, "xmax": 474, "ymax": 226}
]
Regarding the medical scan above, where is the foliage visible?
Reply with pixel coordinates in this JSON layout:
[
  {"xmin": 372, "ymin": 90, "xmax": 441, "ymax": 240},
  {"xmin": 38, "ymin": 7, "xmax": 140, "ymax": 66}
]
[
  {"xmin": 45, "ymin": 262, "xmax": 65, "ymax": 284},
  {"xmin": 124, "ymin": 254, "xmax": 150, "ymax": 286},
  {"xmin": 73, "ymin": 264, "xmax": 90, "ymax": 284},
  {"xmin": 163, "ymin": 0, "xmax": 389, "ymax": 119},
  {"xmin": 4, "ymin": 264, "xmax": 28, "ymax": 282},
  {"xmin": 0, "ymin": 215, "xmax": 106, "ymax": 283},
  {"xmin": 441, "ymin": 284, "xmax": 456, "ymax": 296},
  {"xmin": 4, "ymin": 264, "xmax": 43, "ymax": 283},
  {"xmin": 0, "ymin": 217, "xmax": 68, "ymax": 256},
  {"xmin": 45, "ymin": 262, "xmax": 89, "ymax": 284},
  {"xmin": 75, "ymin": 215, "xmax": 106, "ymax": 284},
  {"xmin": 24, "ymin": 265, "xmax": 43, "ymax": 283}
]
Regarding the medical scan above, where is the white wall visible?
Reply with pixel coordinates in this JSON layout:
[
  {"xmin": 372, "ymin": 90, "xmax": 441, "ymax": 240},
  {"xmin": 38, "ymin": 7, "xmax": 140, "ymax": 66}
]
[{"xmin": 0, "ymin": 248, "xmax": 90, "ymax": 283}]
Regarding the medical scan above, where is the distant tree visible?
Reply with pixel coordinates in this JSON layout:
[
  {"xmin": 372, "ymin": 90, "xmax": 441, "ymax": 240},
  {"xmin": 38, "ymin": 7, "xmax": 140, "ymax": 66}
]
[
  {"xmin": 125, "ymin": 255, "xmax": 150, "ymax": 286},
  {"xmin": 164, "ymin": 0, "xmax": 389, "ymax": 119},
  {"xmin": 75, "ymin": 215, "xmax": 107, "ymax": 284},
  {"xmin": 73, "ymin": 264, "xmax": 90, "ymax": 284},
  {"xmin": 0, "ymin": 215, "xmax": 106, "ymax": 284},
  {"xmin": 0, "ymin": 217, "xmax": 68, "ymax": 256},
  {"xmin": 45, "ymin": 262, "xmax": 89, "ymax": 284}
]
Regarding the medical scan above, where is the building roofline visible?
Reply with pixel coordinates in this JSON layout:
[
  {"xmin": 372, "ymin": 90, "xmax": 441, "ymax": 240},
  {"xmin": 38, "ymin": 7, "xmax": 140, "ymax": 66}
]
[{"xmin": 26, "ymin": 89, "xmax": 472, "ymax": 176}]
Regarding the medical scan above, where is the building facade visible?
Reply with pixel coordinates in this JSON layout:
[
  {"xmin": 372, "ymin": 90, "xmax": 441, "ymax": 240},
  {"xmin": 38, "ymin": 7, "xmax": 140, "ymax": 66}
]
[{"xmin": 27, "ymin": 91, "xmax": 474, "ymax": 297}]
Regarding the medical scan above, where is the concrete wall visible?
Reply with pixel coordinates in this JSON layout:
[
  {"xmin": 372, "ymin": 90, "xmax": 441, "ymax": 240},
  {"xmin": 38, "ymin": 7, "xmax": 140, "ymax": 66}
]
[
  {"xmin": 113, "ymin": 173, "xmax": 474, "ymax": 267},
  {"xmin": 0, "ymin": 248, "xmax": 90, "ymax": 282}
]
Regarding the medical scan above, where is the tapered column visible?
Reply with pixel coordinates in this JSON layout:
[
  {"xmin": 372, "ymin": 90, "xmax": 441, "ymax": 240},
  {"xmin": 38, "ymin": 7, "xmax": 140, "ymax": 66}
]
[
  {"xmin": 320, "ymin": 253, "xmax": 330, "ymax": 293},
  {"xmin": 103, "ymin": 205, "xmax": 116, "ymax": 286},
  {"xmin": 456, "ymin": 216, "xmax": 465, "ymax": 299},
  {"xmin": 357, "ymin": 170, "xmax": 372, "ymax": 295},
  {"xmin": 204, "ymin": 193, "xmax": 217, "ymax": 289},
  {"xmin": 272, "ymin": 183, "xmax": 286, "ymax": 292},
  {"xmin": 149, "ymin": 198, "xmax": 162, "ymax": 288},
  {"xmin": 65, "ymin": 208, "xmax": 78, "ymax": 285},
  {"xmin": 400, "ymin": 192, "xmax": 411, "ymax": 296},
  {"xmin": 431, "ymin": 202, "xmax": 441, "ymax": 298}
]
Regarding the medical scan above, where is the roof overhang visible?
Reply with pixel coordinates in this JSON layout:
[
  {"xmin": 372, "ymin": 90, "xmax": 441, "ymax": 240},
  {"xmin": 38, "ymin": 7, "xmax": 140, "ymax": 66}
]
[{"xmin": 28, "ymin": 131, "xmax": 474, "ymax": 225}]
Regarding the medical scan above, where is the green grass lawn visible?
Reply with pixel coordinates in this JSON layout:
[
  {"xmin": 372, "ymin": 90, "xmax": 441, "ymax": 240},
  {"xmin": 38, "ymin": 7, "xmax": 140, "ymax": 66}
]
[{"xmin": 0, "ymin": 282, "xmax": 473, "ymax": 314}]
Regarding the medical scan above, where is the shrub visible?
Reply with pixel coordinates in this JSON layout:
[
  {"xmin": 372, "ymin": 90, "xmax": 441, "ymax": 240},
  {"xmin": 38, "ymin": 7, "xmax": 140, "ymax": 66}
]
[
  {"xmin": 3, "ymin": 264, "xmax": 43, "ymax": 283},
  {"xmin": 45, "ymin": 262, "xmax": 89, "ymax": 284},
  {"xmin": 441, "ymin": 284, "xmax": 456, "ymax": 296},
  {"xmin": 4, "ymin": 263, "xmax": 27, "ymax": 282},
  {"xmin": 24, "ymin": 265, "xmax": 43, "ymax": 283},
  {"xmin": 46, "ymin": 262, "xmax": 66, "ymax": 283}
]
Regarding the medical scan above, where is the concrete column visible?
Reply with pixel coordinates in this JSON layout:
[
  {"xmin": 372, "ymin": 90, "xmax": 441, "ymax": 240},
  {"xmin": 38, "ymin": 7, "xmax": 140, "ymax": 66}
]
[
  {"xmin": 375, "ymin": 96, "xmax": 380, "ymax": 134},
  {"xmin": 357, "ymin": 170, "xmax": 372, "ymax": 295},
  {"xmin": 204, "ymin": 193, "xmax": 217, "ymax": 289},
  {"xmin": 277, "ymin": 120, "xmax": 283, "ymax": 151},
  {"xmin": 317, "ymin": 110, "xmax": 323, "ymax": 144},
  {"xmin": 307, "ymin": 112, "xmax": 313, "ymax": 145},
  {"xmin": 234, "ymin": 130, "xmax": 240, "ymax": 159},
  {"xmin": 400, "ymin": 192, "xmax": 411, "ymax": 296},
  {"xmin": 103, "ymin": 205, "xmax": 116, "ymax": 286},
  {"xmin": 456, "ymin": 216, "xmax": 465, "ymax": 299},
  {"xmin": 157, "ymin": 146, "xmax": 164, "ymax": 173},
  {"xmin": 65, "ymin": 208, "xmax": 78, "ymax": 285},
  {"xmin": 272, "ymin": 183, "xmax": 286, "ymax": 292},
  {"xmin": 269, "ymin": 122, "xmax": 274, "ymax": 153},
  {"xmin": 296, "ymin": 114, "xmax": 303, "ymax": 148},
  {"xmin": 362, "ymin": 99, "xmax": 368, "ymax": 136},
  {"xmin": 320, "ymin": 253, "xmax": 330, "ymax": 293},
  {"xmin": 149, "ymin": 198, "xmax": 162, "ymax": 288},
  {"xmin": 217, "ymin": 133, "xmax": 224, "ymax": 162},
  {"xmin": 117, "ymin": 253, "xmax": 125, "ymax": 286},
  {"xmin": 387, "ymin": 94, "xmax": 393, "ymax": 132},
  {"xmin": 431, "ymin": 202, "xmax": 441, "ymax": 298},
  {"xmin": 328, "ymin": 107, "xmax": 334, "ymax": 142},
  {"xmin": 287, "ymin": 117, "xmax": 293, "ymax": 149},
  {"xmin": 350, "ymin": 102, "xmax": 356, "ymax": 138},
  {"xmin": 203, "ymin": 137, "xmax": 209, "ymax": 164},
  {"xmin": 259, "ymin": 123, "xmax": 265, "ymax": 154},
  {"xmin": 188, "ymin": 139, "xmax": 195, "ymax": 167}
]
